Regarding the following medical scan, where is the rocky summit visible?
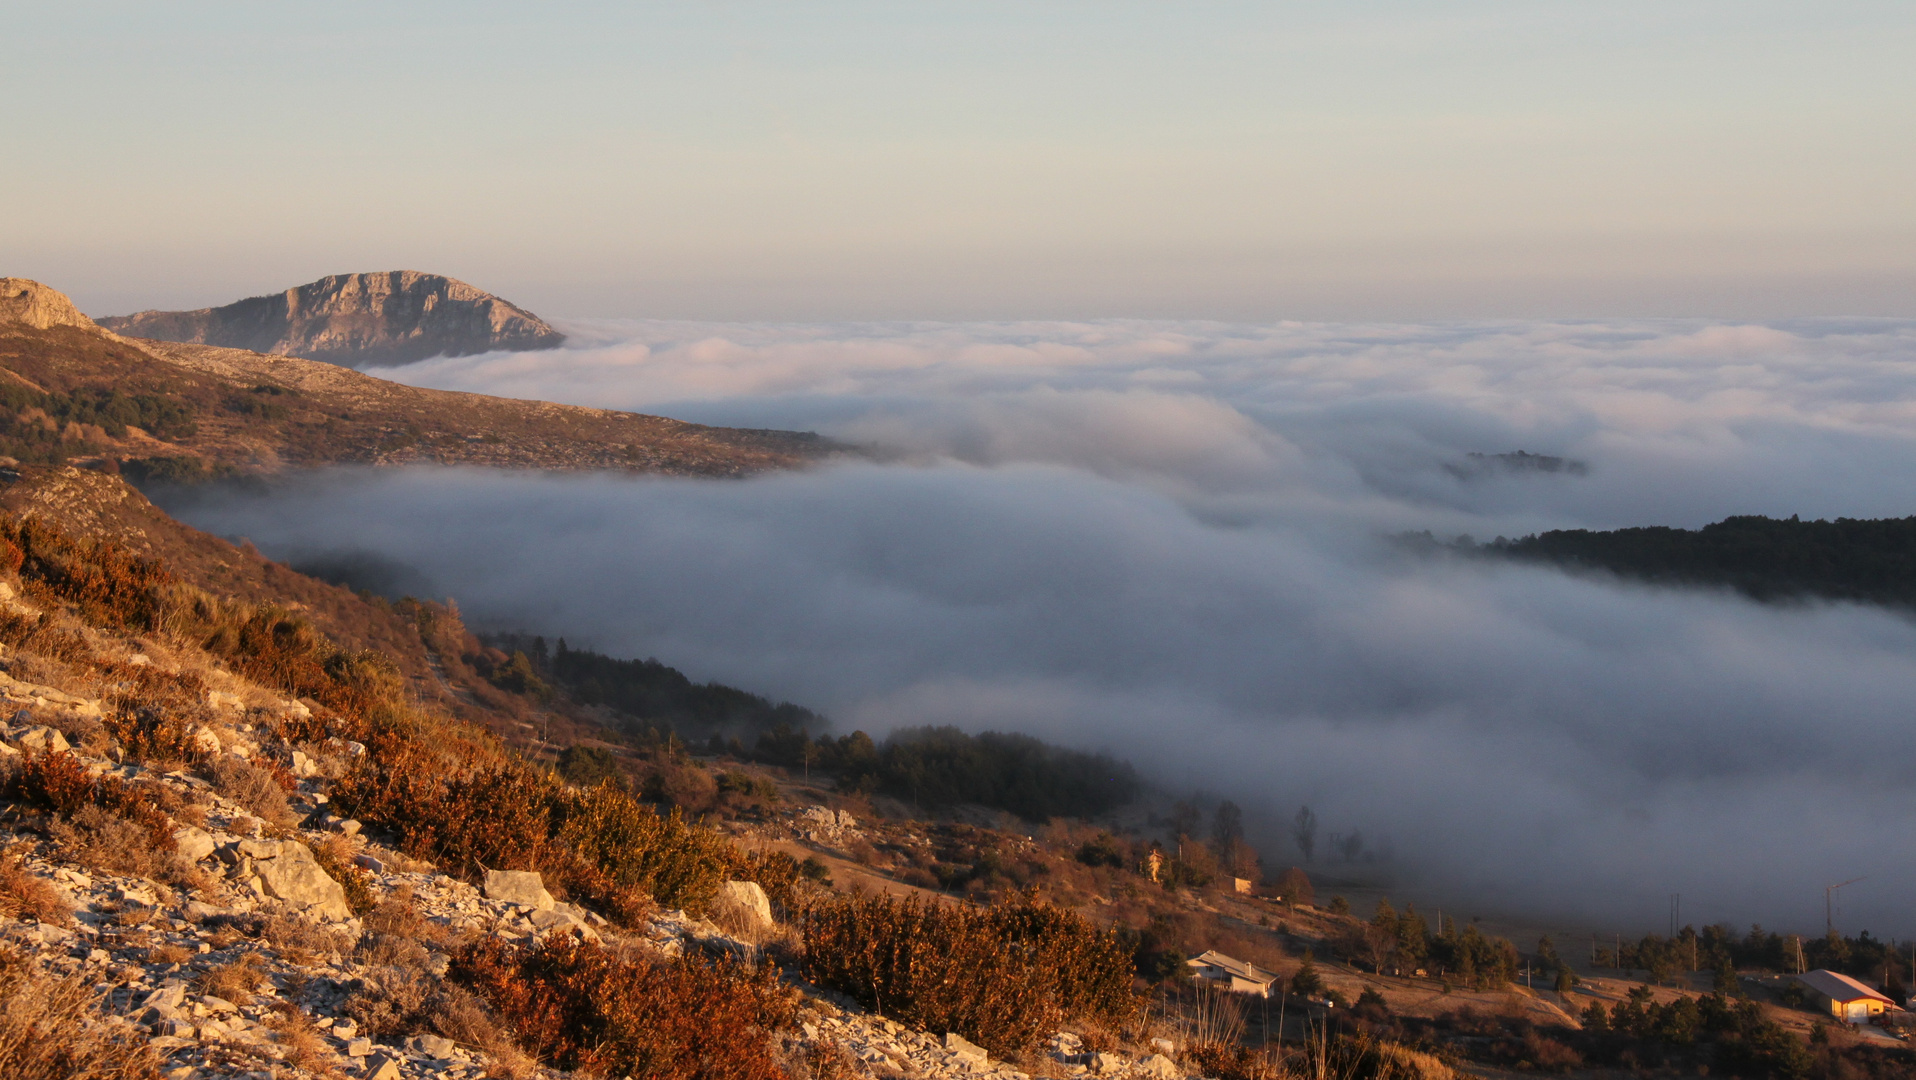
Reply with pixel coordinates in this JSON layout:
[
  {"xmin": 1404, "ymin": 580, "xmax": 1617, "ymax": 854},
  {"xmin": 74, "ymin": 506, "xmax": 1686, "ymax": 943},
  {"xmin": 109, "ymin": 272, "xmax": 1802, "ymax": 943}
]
[
  {"xmin": 96, "ymin": 271, "xmax": 566, "ymax": 367},
  {"xmin": 0, "ymin": 277, "xmax": 99, "ymax": 332}
]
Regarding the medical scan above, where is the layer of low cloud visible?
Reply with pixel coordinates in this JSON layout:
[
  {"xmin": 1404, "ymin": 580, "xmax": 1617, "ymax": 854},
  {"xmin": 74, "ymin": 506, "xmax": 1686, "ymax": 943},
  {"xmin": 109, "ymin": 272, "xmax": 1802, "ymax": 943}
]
[{"xmin": 167, "ymin": 316, "xmax": 1916, "ymax": 933}]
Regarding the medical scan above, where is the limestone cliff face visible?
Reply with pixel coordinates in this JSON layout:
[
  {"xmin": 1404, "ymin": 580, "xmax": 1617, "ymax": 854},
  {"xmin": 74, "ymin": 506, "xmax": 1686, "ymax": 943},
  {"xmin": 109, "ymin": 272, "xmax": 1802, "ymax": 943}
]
[
  {"xmin": 96, "ymin": 270, "xmax": 566, "ymax": 367},
  {"xmin": 0, "ymin": 277, "xmax": 98, "ymax": 331}
]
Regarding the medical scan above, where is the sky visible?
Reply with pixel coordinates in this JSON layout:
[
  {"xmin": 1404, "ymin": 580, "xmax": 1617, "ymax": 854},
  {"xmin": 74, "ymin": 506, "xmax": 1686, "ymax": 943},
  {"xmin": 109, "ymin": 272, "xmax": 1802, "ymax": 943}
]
[
  {"xmin": 164, "ymin": 315, "xmax": 1916, "ymax": 933},
  {"xmin": 5, "ymin": 1, "xmax": 1913, "ymax": 321}
]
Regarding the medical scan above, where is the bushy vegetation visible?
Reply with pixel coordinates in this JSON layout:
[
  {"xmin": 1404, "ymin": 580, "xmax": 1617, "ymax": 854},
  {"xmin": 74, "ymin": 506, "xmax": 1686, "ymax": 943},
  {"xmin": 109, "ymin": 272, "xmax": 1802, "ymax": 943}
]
[
  {"xmin": 1454, "ymin": 514, "xmax": 1916, "ymax": 608},
  {"xmin": 451, "ymin": 936, "xmax": 795, "ymax": 1080},
  {"xmin": 0, "ymin": 379, "xmax": 197, "ymax": 465},
  {"xmin": 759, "ymin": 724, "xmax": 1141, "ymax": 821},
  {"xmin": 800, "ymin": 890, "xmax": 1138, "ymax": 1055},
  {"xmin": 0, "ymin": 945, "xmax": 164, "ymax": 1079},
  {"xmin": 0, "ymin": 511, "xmax": 766, "ymax": 924},
  {"xmin": 489, "ymin": 635, "xmax": 824, "ymax": 736}
]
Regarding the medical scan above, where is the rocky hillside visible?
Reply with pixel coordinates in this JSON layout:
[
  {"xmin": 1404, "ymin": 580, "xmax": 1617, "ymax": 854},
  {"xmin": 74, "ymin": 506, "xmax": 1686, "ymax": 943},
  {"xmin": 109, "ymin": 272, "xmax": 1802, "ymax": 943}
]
[
  {"xmin": 97, "ymin": 272, "xmax": 565, "ymax": 368},
  {"xmin": 0, "ymin": 278, "xmax": 831, "ymax": 479}
]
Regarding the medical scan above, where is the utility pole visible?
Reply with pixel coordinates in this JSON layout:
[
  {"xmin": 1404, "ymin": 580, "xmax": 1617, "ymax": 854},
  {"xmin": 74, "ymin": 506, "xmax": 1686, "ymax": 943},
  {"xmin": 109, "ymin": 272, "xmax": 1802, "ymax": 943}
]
[{"xmin": 1827, "ymin": 877, "xmax": 1865, "ymax": 937}]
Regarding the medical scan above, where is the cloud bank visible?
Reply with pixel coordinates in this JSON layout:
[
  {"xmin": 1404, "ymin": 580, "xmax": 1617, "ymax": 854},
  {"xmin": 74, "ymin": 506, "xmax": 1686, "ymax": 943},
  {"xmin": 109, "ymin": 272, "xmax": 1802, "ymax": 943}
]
[{"xmin": 168, "ymin": 316, "xmax": 1916, "ymax": 933}]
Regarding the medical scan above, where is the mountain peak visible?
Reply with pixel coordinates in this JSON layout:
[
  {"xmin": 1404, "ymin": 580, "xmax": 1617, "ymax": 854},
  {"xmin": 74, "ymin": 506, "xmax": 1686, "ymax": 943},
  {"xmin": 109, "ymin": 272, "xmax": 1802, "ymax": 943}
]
[
  {"xmin": 0, "ymin": 278, "xmax": 97, "ymax": 332},
  {"xmin": 97, "ymin": 270, "xmax": 566, "ymax": 367}
]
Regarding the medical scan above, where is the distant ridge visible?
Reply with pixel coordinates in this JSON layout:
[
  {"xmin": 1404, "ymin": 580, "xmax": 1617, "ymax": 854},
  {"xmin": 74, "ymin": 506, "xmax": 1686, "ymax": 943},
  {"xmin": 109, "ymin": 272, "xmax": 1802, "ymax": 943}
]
[{"xmin": 97, "ymin": 270, "xmax": 566, "ymax": 367}]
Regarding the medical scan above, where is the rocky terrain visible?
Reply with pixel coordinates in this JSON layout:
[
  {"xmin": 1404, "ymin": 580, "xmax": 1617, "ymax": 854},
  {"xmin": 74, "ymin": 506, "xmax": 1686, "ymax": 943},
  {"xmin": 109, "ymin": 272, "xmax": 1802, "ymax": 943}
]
[
  {"xmin": 0, "ymin": 278, "xmax": 833, "ymax": 480},
  {"xmin": 97, "ymin": 272, "xmax": 565, "ymax": 368}
]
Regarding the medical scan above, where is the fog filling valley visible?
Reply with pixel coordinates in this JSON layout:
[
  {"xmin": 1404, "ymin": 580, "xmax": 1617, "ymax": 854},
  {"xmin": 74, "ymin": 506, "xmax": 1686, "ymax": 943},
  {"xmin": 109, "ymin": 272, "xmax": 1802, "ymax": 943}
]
[{"xmin": 164, "ymin": 316, "xmax": 1916, "ymax": 935}]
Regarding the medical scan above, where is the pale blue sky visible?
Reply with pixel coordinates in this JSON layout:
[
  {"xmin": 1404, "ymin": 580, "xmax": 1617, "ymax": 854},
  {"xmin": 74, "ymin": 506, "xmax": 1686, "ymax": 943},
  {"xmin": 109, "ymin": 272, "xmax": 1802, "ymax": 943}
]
[{"xmin": 4, "ymin": 1, "xmax": 1912, "ymax": 319}]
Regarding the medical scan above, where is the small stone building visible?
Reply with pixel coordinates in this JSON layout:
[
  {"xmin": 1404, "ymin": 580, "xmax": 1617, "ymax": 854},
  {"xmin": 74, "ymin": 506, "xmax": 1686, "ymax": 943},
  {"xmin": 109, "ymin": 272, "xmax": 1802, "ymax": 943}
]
[{"xmin": 1796, "ymin": 969, "xmax": 1899, "ymax": 1023}]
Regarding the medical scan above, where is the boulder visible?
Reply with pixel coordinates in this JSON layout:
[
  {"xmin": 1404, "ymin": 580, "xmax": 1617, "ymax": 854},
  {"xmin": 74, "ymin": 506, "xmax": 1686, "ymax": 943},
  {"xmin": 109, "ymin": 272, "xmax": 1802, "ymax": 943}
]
[
  {"xmin": 11, "ymin": 725, "xmax": 69, "ymax": 754},
  {"xmin": 1088, "ymin": 1052, "xmax": 1126, "ymax": 1074},
  {"xmin": 173, "ymin": 827, "xmax": 218, "ymax": 863},
  {"xmin": 482, "ymin": 869, "xmax": 554, "ymax": 910},
  {"xmin": 413, "ymin": 1034, "xmax": 457, "ymax": 1058},
  {"xmin": 248, "ymin": 841, "xmax": 351, "ymax": 920},
  {"xmin": 717, "ymin": 880, "xmax": 775, "ymax": 929},
  {"xmin": 945, "ymin": 1033, "xmax": 988, "ymax": 1063},
  {"xmin": 363, "ymin": 1053, "xmax": 402, "ymax": 1080},
  {"xmin": 188, "ymin": 725, "xmax": 222, "ymax": 756},
  {"xmin": 1138, "ymin": 1054, "xmax": 1180, "ymax": 1079},
  {"xmin": 289, "ymin": 750, "xmax": 321, "ymax": 778}
]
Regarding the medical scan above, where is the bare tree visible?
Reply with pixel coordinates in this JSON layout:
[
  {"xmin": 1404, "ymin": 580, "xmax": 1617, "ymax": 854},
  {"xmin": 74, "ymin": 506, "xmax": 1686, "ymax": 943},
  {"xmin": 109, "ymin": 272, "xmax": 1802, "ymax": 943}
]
[
  {"xmin": 1292, "ymin": 805, "xmax": 1317, "ymax": 863},
  {"xmin": 1211, "ymin": 799, "xmax": 1244, "ymax": 857}
]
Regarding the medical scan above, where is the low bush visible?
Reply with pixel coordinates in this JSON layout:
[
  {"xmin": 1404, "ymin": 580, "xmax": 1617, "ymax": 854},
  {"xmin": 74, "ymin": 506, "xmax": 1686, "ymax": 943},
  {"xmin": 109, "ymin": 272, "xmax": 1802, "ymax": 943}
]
[
  {"xmin": 0, "ymin": 851, "xmax": 69, "ymax": 923},
  {"xmin": 0, "ymin": 945, "xmax": 163, "ymax": 1079},
  {"xmin": 799, "ymin": 891, "xmax": 1137, "ymax": 1056},
  {"xmin": 451, "ymin": 936, "xmax": 795, "ymax": 1080}
]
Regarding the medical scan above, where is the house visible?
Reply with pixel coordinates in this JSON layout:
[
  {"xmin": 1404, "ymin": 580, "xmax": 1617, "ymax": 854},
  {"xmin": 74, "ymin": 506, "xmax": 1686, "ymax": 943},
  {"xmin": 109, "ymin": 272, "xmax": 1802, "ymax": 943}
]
[
  {"xmin": 1187, "ymin": 950, "xmax": 1281, "ymax": 998},
  {"xmin": 1795, "ymin": 969, "xmax": 1900, "ymax": 1023}
]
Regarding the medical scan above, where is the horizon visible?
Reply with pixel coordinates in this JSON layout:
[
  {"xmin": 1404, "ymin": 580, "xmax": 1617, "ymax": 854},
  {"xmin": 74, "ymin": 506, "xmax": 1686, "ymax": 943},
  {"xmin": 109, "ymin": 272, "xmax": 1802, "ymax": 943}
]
[{"xmin": 6, "ymin": 2, "xmax": 1913, "ymax": 322}]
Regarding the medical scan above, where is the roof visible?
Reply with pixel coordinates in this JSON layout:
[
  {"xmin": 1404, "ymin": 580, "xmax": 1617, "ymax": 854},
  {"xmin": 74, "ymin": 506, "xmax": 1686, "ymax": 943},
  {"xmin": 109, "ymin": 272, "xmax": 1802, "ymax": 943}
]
[
  {"xmin": 1187, "ymin": 950, "xmax": 1279, "ymax": 986},
  {"xmin": 1796, "ymin": 969, "xmax": 1898, "ymax": 1006}
]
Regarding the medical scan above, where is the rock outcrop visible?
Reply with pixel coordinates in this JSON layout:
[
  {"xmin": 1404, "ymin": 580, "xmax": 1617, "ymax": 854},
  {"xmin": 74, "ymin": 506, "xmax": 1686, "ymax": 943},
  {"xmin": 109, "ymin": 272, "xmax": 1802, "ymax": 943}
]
[
  {"xmin": 0, "ymin": 277, "xmax": 97, "ymax": 331},
  {"xmin": 97, "ymin": 270, "xmax": 565, "ymax": 367}
]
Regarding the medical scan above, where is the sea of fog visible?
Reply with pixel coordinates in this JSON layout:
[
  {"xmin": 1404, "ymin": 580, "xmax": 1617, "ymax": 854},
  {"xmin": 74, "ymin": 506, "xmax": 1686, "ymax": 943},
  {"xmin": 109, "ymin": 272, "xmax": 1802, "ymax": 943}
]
[{"xmin": 160, "ymin": 316, "xmax": 1916, "ymax": 935}]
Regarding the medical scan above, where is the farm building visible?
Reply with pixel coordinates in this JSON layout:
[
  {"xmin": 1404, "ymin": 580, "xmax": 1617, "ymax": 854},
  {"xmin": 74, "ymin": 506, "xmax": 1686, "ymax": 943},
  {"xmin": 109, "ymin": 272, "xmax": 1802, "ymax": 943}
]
[
  {"xmin": 1187, "ymin": 950, "xmax": 1281, "ymax": 997},
  {"xmin": 1795, "ymin": 969, "xmax": 1900, "ymax": 1023}
]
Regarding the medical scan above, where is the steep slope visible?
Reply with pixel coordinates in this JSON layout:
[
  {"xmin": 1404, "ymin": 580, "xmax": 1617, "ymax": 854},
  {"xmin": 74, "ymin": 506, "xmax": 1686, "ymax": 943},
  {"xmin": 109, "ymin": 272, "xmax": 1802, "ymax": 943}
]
[
  {"xmin": 0, "ymin": 278, "xmax": 830, "ymax": 478},
  {"xmin": 97, "ymin": 270, "xmax": 566, "ymax": 366}
]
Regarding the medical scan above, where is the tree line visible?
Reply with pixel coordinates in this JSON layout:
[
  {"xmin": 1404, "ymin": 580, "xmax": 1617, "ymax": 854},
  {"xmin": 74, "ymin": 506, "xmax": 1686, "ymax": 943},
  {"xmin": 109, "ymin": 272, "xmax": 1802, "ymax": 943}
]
[{"xmin": 1437, "ymin": 513, "xmax": 1916, "ymax": 608}]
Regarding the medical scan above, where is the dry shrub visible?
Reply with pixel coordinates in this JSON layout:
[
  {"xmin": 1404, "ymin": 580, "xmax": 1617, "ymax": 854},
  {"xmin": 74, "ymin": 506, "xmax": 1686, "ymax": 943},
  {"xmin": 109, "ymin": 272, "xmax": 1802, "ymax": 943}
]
[
  {"xmin": 426, "ymin": 985, "xmax": 535, "ymax": 1077},
  {"xmin": 1183, "ymin": 1042, "xmax": 1282, "ymax": 1080},
  {"xmin": 101, "ymin": 663, "xmax": 216, "ymax": 768},
  {"xmin": 194, "ymin": 953, "xmax": 269, "ymax": 1003},
  {"xmin": 145, "ymin": 942, "xmax": 194, "ymax": 965},
  {"xmin": 201, "ymin": 755, "xmax": 296, "ymax": 827},
  {"xmin": 0, "ymin": 609, "xmax": 93, "ymax": 664},
  {"xmin": 451, "ymin": 936, "xmax": 796, "ymax": 1080},
  {"xmin": 345, "ymin": 961, "xmax": 437, "ymax": 1039},
  {"xmin": 310, "ymin": 835, "xmax": 376, "ymax": 916},
  {"xmin": 6, "ymin": 750, "xmax": 177, "ymax": 850},
  {"xmin": 1291, "ymin": 1033, "xmax": 1459, "ymax": 1080},
  {"xmin": 0, "ymin": 945, "xmax": 163, "ymax": 1080},
  {"xmin": 264, "ymin": 1008, "xmax": 339, "ymax": 1077},
  {"xmin": 49, "ymin": 805, "xmax": 173, "ymax": 880},
  {"xmin": 800, "ymin": 891, "xmax": 1138, "ymax": 1056},
  {"xmin": 799, "ymin": 1039, "xmax": 859, "ymax": 1080},
  {"xmin": 0, "ymin": 851, "xmax": 70, "ymax": 923},
  {"xmin": 261, "ymin": 914, "xmax": 349, "ymax": 960}
]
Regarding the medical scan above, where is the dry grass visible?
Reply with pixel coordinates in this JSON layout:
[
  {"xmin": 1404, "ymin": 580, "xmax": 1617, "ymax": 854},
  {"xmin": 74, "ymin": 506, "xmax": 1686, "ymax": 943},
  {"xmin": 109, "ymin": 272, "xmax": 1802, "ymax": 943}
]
[
  {"xmin": 194, "ymin": 952, "xmax": 269, "ymax": 1004},
  {"xmin": 427, "ymin": 985, "xmax": 536, "ymax": 1079},
  {"xmin": 49, "ymin": 806, "xmax": 167, "ymax": 880},
  {"xmin": 0, "ymin": 851, "xmax": 70, "ymax": 924},
  {"xmin": 0, "ymin": 946, "xmax": 163, "ymax": 1079}
]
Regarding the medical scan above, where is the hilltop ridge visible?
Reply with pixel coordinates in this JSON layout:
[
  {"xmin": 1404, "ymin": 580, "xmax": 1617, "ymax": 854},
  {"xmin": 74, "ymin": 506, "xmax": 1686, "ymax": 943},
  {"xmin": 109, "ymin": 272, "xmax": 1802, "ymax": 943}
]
[
  {"xmin": 0, "ymin": 279, "xmax": 830, "ymax": 479},
  {"xmin": 97, "ymin": 271, "xmax": 565, "ymax": 368}
]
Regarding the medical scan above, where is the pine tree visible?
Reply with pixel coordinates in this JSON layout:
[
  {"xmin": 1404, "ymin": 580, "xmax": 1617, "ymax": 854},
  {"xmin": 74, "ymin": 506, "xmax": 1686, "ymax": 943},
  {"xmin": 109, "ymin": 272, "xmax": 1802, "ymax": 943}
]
[{"xmin": 1290, "ymin": 950, "xmax": 1325, "ymax": 999}]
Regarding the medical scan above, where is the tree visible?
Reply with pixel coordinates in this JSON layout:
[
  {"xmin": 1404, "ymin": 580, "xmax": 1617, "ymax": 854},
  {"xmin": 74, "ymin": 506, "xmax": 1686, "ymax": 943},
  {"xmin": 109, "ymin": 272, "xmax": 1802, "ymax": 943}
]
[
  {"xmin": 556, "ymin": 744, "xmax": 622, "ymax": 788},
  {"xmin": 1714, "ymin": 959, "xmax": 1743, "ymax": 998},
  {"xmin": 1329, "ymin": 896, "xmax": 1350, "ymax": 916},
  {"xmin": 1555, "ymin": 966, "xmax": 1576, "ymax": 996},
  {"xmin": 1212, "ymin": 799, "xmax": 1243, "ymax": 855},
  {"xmin": 1291, "ymin": 805, "xmax": 1317, "ymax": 863},
  {"xmin": 1290, "ymin": 951, "xmax": 1325, "ymax": 999},
  {"xmin": 1171, "ymin": 799, "xmax": 1202, "ymax": 844},
  {"xmin": 1275, "ymin": 866, "xmax": 1314, "ymax": 909}
]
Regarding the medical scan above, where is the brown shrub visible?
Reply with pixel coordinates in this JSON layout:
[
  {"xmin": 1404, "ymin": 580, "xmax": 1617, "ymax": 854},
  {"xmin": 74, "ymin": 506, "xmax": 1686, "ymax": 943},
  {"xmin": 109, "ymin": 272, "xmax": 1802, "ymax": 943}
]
[
  {"xmin": 260, "ymin": 914, "xmax": 350, "ymax": 961},
  {"xmin": 310, "ymin": 836, "xmax": 376, "ymax": 916},
  {"xmin": 146, "ymin": 942, "xmax": 194, "ymax": 965},
  {"xmin": 451, "ymin": 936, "xmax": 796, "ymax": 1080},
  {"xmin": 263, "ymin": 1008, "xmax": 339, "ymax": 1076},
  {"xmin": 799, "ymin": 891, "xmax": 1138, "ymax": 1056},
  {"xmin": 6, "ymin": 750, "xmax": 177, "ymax": 850},
  {"xmin": 194, "ymin": 953, "xmax": 269, "ymax": 1003},
  {"xmin": 1182, "ymin": 1042, "xmax": 1282, "ymax": 1080},
  {"xmin": 0, "ymin": 946, "xmax": 163, "ymax": 1080},
  {"xmin": 344, "ymin": 961, "xmax": 437, "ymax": 1039},
  {"xmin": 200, "ymin": 755, "xmax": 295, "ymax": 828},
  {"xmin": 49, "ymin": 805, "xmax": 173, "ymax": 881},
  {"xmin": 0, "ymin": 851, "xmax": 70, "ymax": 923},
  {"xmin": 426, "ymin": 985, "xmax": 534, "ymax": 1077},
  {"xmin": 0, "ymin": 609, "xmax": 93, "ymax": 664}
]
